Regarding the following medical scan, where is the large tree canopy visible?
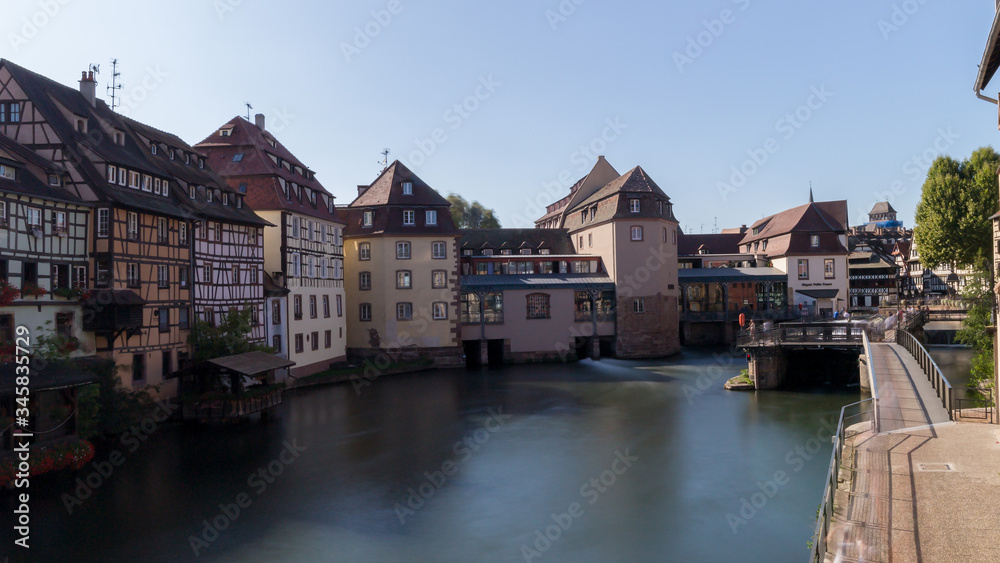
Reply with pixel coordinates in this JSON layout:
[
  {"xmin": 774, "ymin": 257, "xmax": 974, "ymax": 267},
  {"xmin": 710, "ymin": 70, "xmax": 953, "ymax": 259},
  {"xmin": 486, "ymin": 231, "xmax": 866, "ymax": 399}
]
[
  {"xmin": 913, "ymin": 146, "xmax": 999, "ymax": 273},
  {"xmin": 447, "ymin": 194, "xmax": 501, "ymax": 229}
]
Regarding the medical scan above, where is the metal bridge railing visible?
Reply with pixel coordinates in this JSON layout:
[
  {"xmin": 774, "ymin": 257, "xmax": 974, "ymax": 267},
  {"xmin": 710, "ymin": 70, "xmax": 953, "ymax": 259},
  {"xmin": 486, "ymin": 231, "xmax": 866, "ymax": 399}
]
[
  {"xmin": 809, "ymin": 398, "xmax": 877, "ymax": 563},
  {"xmin": 898, "ymin": 330, "xmax": 952, "ymax": 420}
]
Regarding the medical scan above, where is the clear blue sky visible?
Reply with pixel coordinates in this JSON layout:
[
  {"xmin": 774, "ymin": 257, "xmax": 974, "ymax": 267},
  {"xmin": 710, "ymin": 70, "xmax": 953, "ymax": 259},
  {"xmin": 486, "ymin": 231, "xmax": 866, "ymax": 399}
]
[{"xmin": 5, "ymin": 0, "xmax": 998, "ymax": 232}]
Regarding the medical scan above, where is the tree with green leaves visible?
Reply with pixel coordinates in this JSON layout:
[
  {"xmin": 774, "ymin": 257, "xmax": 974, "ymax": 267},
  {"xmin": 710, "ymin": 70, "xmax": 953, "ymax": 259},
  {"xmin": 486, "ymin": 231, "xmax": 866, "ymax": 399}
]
[
  {"xmin": 913, "ymin": 146, "xmax": 999, "ymax": 275},
  {"xmin": 447, "ymin": 193, "xmax": 501, "ymax": 229},
  {"xmin": 188, "ymin": 306, "xmax": 274, "ymax": 362}
]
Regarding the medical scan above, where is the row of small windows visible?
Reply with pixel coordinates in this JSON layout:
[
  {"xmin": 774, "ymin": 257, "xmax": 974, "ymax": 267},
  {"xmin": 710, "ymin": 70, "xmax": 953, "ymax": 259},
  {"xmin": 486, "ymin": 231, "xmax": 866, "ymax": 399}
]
[
  {"xmin": 361, "ymin": 209, "xmax": 438, "ymax": 227},
  {"xmin": 290, "ymin": 216, "xmax": 343, "ymax": 244},
  {"xmin": 356, "ymin": 241, "xmax": 448, "ymax": 260},
  {"xmin": 462, "ymin": 248, "xmax": 550, "ymax": 256},
  {"xmin": 107, "ymin": 164, "xmax": 171, "ymax": 198},
  {"xmin": 187, "ymin": 184, "xmax": 243, "ymax": 208},
  {"xmin": 0, "ymin": 202, "xmax": 72, "ymax": 235},
  {"xmin": 356, "ymin": 270, "xmax": 448, "ymax": 290},
  {"xmin": 289, "ymin": 253, "xmax": 344, "ymax": 280},
  {"xmin": 357, "ymin": 301, "xmax": 448, "ymax": 322},
  {"xmin": 280, "ymin": 178, "xmax": 334, "ymax": 214},
  {"xmin": 200, "ymin": 263, "xmax": 261, "ymax": 285},
  {"xmin": 289, "ymin": 294, "xmax": 343, "ymax": 321},
  {"xmin": 0, "ymin": 102, "xmax": 22, "ymax": 123}
]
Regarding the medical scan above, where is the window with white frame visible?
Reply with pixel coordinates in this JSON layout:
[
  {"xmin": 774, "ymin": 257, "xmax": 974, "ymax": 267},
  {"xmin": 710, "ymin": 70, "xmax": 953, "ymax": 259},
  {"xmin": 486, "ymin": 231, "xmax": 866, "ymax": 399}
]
[
  {"xmin": 291, "ymin": 216, "xmax": 300, "ymax": 239},
  {"xmin": 107, "ymin": 164, "xmax": 117, "ymax": 183},
  {"xmin": 27, "ymin": 207, "xmax": 42, "ymax": 228},
  {"xmin": 142, "ymin": 175, "xmax": 152, "ymax": 192},
  {"xmin": 633, "ymin": 298, "xmax": 645, "ymax": 313},
  {"xmin": 631, "ymin": 226, "xmax": 643, "ymax": 241},
  {"xmin": 118, "ymin": 168, "xmax": 126, "ymax": 186},
  {"xmin": 127, "ymin": 263, "xmax": 140, "ymax": 287},
  {"xmin": 396, "ymin": 270, "xmax": 412, "ymax": 289},
  {"xmin": 426, "ymin": 210, "xmax": 437, "ymax": 225},
  {"xmin": 359, "ymin": 272, "xmax": 371, "ymax": 290},
  {"xmin": 396, "ymin": 302, "xmax": 413, "ymax": 320},
  {"xmin": 432, "ymin": 241, "xmax": 447, "ymax": 259},
  {"xmin": 158, "ymin": 265, "xmax": 169, "ymax": 288},
  {"xmin": 250, "ymin": 267, "xmax": 258, "ymax": 284},
  {"xmin": 403, "ymin": 210, "xmax": 415, "ymax": 226},
  {"xmin": 307, "ymin": 256, "xmax": 315, "ymax": 278},
  {"xmin": 359, "ymin": 242, "xmax": 371, "ymax": 260},
  {"xmin": 127, "ymin": 212, "xmax": 139, "ymax": 239},
  {"xmin": 179, "ymin": 223, "xmax": 187, "ymax": 245},
  {"xmin": 97, "ymin": 209, "xmax": 109, "ymax": 237},
  {"xmin": 55, "ymin": 211, "xmax": 67, "ymax": 233},
  {"xmin": 203, "ymin": 264, "xmax": 213, "ymax": 283},
  {"xmin": 360, "ymin": 303, "xmax": 372, "ymax": 321},
  {"xmin": 292, "ymin": 253, "xmax": 301, "ymax": 277},
  {"xmin": 432, "ymin": 302, "xmax": 447, "ymax": 320},
  {"xmin": 396, "ymin": 241, "xmax": 411, "ymax": 259},
  {"xmin": 0, "ymin": 201, "xmax": 6, "ymax": 224},
  {"xmin": 363, "ymin": 211, "xmax": 373, "ymax": 227},
  {"xmin": 629, "ymin": 198, "xmax": 640, "ymax": 213},
  {"xmin": 432, "ymin": 270, "xmax": 447, "ymax": 289},
  {"xmin": 157, "ymin": 217, "xmax": 167, "ymax": 243},
  {"xmin": 402, "ymin": 181, "xmax": 413, "ymax": 195},
  {"xmin": 128, "ymin": 171, "xmax": 140, "ymax": 189}
]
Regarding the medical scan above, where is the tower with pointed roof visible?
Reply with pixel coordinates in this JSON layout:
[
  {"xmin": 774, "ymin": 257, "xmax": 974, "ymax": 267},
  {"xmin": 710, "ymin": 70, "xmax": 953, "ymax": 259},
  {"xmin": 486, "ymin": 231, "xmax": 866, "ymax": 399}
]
[
  {"xmin": 341, "ymin": 161, "xmax": 463, "ymax": 365},
  {"xmin": 538, "ymin": 158, "xmax": 681, "ymax": 358}
]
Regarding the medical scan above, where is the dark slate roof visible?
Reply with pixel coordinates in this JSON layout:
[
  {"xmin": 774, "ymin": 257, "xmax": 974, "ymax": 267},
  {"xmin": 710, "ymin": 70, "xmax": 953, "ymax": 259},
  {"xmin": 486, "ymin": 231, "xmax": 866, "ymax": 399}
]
[
  {"xmin": 678, "ymin": 267, "xmax": 787, "ymax": 283},
  {"xmin": 350, "ymin": 160, "xmax": 451, "ymax": 207},
  {"xmin": 121, "ymin": 116, "xmax": 269, "ymax": 227},
  {"xmin": 677, "ymin": 233, "xmax": 744, "ymax": 256},
  {"xmin": 194, "ymin": 116, "xmax": 341, "ymax": 224},
  {"xmin": 263, "ymin": 272, "xmax": 289, "ymax": 296},
  {"xmin": 868, "ymin": 201, "xmax": 897, "ymax": 216},
  {"xmin": 83, "ymin": 289, "xmax": 146, "ymax": 306},
  {"xmin": 460, "ymin": 273, "xmax": 614, "ymax": 290},
  {"xmin": 207, "ymin": 351, "xmax": 295, "ymax": 376},
  {"xmin": 0, "ymin": 357, "xmax": 105, "ymax": 396},
  {"xmin": 0, "ymin": 135, "xmax": 85, "ymax": 205},
  {"xmin": 459, "ymin": 228, "xmax": 575, "ymax": 254}
]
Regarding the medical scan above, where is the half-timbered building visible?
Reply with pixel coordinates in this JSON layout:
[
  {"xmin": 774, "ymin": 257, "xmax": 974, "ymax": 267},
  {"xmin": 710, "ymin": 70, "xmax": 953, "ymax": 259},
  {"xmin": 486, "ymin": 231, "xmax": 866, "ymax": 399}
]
[
  {"xmin": 124, "ymin": 118, "xmax": 269, "ymax": 345},
  {"xmin": 0, "ymin": 134, "xmax": 92, "ymax": 358},
  {"xmin": 195, "ymin": 115, "xmax": 346, "ymax": 376}
]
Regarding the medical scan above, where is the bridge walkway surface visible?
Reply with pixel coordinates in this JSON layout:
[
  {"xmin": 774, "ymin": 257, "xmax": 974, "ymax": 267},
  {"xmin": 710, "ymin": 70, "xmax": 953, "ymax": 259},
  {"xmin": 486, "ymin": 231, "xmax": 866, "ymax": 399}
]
[{"xmin": 824, "ymin": 343, "xmax": 1000, "ymax": 562}]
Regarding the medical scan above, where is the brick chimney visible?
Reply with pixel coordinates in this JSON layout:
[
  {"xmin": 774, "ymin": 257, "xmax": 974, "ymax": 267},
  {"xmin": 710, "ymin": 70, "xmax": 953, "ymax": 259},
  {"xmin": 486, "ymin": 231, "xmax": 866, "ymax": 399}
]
[
  {"xmin": 79, "ymin": 70, "xmax": 96, "ymax": 106},
  {"xmin": 357, "ymin": 185, "xmax": 369, "ymax": 197},
  {"xmin": 255, "ymin": 113, "xmax": 265, "ymax": 131}
]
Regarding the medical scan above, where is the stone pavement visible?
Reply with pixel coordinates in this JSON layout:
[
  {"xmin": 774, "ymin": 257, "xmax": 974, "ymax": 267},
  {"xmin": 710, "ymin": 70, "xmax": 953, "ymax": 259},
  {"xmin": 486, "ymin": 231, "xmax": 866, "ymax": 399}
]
[{"xmin": 824, "ymin": 343, "xmax": 1000, "ymax": 562}]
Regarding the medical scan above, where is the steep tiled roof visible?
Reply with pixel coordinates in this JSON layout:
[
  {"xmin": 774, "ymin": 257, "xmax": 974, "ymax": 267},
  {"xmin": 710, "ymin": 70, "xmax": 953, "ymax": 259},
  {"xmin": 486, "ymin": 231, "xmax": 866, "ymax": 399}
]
[
  {"xmin": 193, "ymin": 116, "xmax": 340, "ymax": 224},
  {"xmin": 349, "ymin": 160, "xmax": 450, "ymax": 208},
  {"xmin": 868, "ymin": 201, "xmax": 897, "ymax": 216},
  {"xmin": 677, "ymin": 232, "xmax": 744, "ymax": 256},
  {"xmin": 741, "ymin": 201, "xmax": 848, "ymax": 246},
  {"xmin": 570, "ymin": 166, "xmax": 670, "ymax": 212},
  {"xmin": 459, "ymin": 228, "xmax": 576, "ymax": 255}
]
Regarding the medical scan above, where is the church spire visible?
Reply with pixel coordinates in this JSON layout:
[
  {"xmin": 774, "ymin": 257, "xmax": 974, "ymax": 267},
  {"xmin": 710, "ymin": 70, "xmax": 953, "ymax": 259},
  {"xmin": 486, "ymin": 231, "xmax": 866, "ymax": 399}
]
[{"xmin": 809, "ymin": 182, "xmax": 814, "ymax": 203}]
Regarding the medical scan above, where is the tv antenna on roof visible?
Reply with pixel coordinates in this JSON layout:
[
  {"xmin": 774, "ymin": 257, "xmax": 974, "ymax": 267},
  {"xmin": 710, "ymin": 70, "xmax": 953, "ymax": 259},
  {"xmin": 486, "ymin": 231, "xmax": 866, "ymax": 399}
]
[
  {"xmin": 379, "ymin": 148, "xmax": 390, "ymax": 172},
  {"xmin": 106, "ymin": 59, "xmax": 122, "ymax": 112},
  {"xmin": 245, "ymin": 102, "xmax": 253, "ymax": 121}
]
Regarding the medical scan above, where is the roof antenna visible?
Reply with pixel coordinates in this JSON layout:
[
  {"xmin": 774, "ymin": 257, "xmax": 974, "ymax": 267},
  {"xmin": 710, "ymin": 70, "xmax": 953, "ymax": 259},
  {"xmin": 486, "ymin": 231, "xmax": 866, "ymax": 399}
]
[
  {"xmin": 379, "ymin": 148, "xmax": 390, "ymax": 172},
  {"xmin": 245, "ymin": 102, "xmax": 253, "ymax": 121},
  {"xmin": 713, "ymin": 217, "xmax": 718, "ymax": 234},
  {"xmin": 106, "ymin": 59, "xmax": 122, "ymax": 112}
]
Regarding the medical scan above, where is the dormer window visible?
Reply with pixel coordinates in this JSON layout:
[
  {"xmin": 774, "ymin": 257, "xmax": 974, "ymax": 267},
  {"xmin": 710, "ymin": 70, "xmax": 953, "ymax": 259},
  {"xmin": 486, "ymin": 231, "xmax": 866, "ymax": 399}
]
[
  {"xmin": 232, "ymin": 153, "xmax": 244, "ymax": 162},
  {"xmin": 402, "ymin": 181, "xmax": 413, "ymax": 195},
  {"xmin": 48, "ymin": 174, "xmax": 60, "ymax": 186},
  {"xmin": 114, "ymin": 131, "xmax": 124, "ymax": 146},
  {"xmin": 0, "ymin": 165, "xmax": 14, "ymax": 180},
  {"xmin": 223, "ymin": 193, "xmax": 229, "ymax": 206},
  {"xmin": 238, "ymin": 183, "xmax": 247, "ymax": 193},
  {"xmin": 184, "ymin": 153, "xmax": 190, "ymax": 164},
  {"xmin": 207, "ymin": 189, "xmax": 213, "ymax": 203},
  {"xmin": 629, "ymin": 198, "xmax": 640, "ymax": 213},
  {"xmin": 657, "ymin": 200, "xmax": 663, "ymax": 215},
  {"xmin": 169, "ymin": 149, "xmax": 175, "ymax": 160},
  {"xmin": 189, "ymin": 185, "xmax": 196, "ymax": 199},
  {"xmin": 236, "ymin": 197, "xmax": 242, "ymax": 209},
  {"xmin": 810, "ymin": 235, "xmax": 820, "ymax": 248},
  {"xmin": 198, "ymin": 159, "xmax": 204, "ymax": 169},
  {"xmin": 363, "ymin": 211, "xmax": 373, "ymax": 227},
  {"xmin": 76, "ymin": 119, "xmax": 85, "ymax": 133},
  {"xmin": 151, "ymin": 144, "xmax": 157, "ymax": 155},
  {"xmin": 220, "ymin": 128, "xmax": 233, "ymax": 137}
]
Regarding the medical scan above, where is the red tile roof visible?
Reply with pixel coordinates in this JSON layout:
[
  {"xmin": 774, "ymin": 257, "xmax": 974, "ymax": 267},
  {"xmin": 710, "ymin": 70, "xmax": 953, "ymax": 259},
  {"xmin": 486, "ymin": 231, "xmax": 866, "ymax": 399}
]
[{"xmin": 349, "ymin": 160, "xmax": 451, "ymax": 208}]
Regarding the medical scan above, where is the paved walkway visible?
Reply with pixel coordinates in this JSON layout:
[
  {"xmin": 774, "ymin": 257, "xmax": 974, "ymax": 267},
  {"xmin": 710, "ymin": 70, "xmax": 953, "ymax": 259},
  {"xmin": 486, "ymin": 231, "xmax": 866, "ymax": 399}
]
[
  {"xmin": 869, "ymin": 343, "xmax": 951, "ymax": 432},
  {"xmin": 824, "ymin": 343, "xmax": 1000, "ymax": 562}
]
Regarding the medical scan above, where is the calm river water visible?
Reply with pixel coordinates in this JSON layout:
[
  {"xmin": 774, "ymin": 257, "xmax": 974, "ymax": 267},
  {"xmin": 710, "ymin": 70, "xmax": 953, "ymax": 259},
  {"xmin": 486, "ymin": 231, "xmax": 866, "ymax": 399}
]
[{"xmin": 4, "ymin": 348, "xmax": 868, "ymax": 562}]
